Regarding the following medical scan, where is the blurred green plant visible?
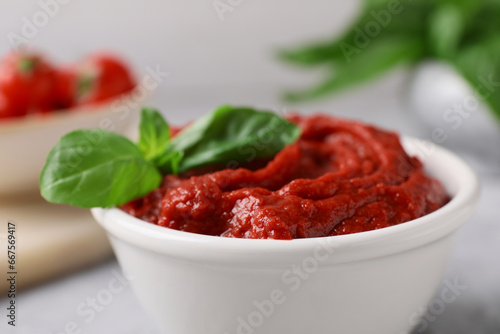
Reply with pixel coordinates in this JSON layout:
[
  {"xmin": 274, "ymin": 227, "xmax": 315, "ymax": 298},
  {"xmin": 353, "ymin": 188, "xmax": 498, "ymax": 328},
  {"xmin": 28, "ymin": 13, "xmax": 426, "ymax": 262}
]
[{"xmin": 280, "ymin": 0, "xmax": 500, "ymax": 120}]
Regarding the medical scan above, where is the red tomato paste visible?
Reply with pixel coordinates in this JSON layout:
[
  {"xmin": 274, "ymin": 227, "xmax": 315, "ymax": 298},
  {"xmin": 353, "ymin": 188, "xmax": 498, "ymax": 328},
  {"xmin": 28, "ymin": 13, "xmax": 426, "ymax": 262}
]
[{"xmin": 121, "ymin": 114, "xmax": 449, "ymax": 239}]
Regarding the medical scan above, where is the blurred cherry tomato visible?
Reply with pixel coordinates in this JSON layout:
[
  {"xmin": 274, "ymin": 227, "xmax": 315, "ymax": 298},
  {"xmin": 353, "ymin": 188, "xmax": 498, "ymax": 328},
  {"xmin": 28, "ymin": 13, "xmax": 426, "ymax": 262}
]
[
  {"xmin": 0, "ymin": 92, "xmax": 28, "ymax": 119},
  {"xmin": 77, "ymin": 53, "xmax": 135, "ymax": 104},
  {"xmin": 0, "ymin": 52, "xmax": 57, "ymax": 115},
  {"xmin": 30, "ymin": 60, "xmax": 57, "ymax": 112},
  {"xmin": 53, "ymin": 67, "xmax": 77, "ymax": 110},
  {"xmin": 0, "ymin": 51, "xmax": 135, "ymax": 121},
  {"xmin": 0, "ymin": 52, "xmax": 31, "ymax": 112}
]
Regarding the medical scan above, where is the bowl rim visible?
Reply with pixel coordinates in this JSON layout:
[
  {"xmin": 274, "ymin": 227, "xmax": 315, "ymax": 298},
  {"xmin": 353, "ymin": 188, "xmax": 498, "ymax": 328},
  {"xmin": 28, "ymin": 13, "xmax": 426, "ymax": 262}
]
[
  {"xmin": 92, "ymin": 136, "xmax": 480, "ymax": 264},
  {"xmin": 0, "ymin": 87, "xmax": 142, "ymax": 135}
]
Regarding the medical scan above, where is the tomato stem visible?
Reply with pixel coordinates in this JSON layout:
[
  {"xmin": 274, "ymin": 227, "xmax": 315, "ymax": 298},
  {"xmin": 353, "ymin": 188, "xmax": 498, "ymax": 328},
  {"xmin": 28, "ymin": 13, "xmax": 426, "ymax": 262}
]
[{"xmin": 18, "ymin": 58, "xmax": 35, "ymax": 74}]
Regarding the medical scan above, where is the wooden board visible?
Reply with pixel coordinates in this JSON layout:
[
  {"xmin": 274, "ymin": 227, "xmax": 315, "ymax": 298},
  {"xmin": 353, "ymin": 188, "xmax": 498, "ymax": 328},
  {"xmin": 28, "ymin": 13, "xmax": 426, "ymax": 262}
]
[{"xmin": 0, "ymin": 191, "xmax": 113, "ymax": 293}]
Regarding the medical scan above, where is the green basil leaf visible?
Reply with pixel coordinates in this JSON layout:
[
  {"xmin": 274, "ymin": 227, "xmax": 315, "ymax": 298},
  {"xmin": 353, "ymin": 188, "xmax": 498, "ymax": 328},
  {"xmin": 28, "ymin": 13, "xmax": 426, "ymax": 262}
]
[
  {"xmin": 284, "ymin": 37, "xmax": 424, "ymax": 101},
  {"xmin": 428, "ymin": 3, "xmax": 465, "ymax": 59},
  {"xmin": 460, "ymin": 1, "xmax": 500, "ymax": 45},
  {"xmin": 159, "ymin": 106, "xmax": 301, "ymax": 173},
  {"xmin": 40, "ymin": 129, "xmax": 162, "ymax": 208},
  {"xmin": 452, "ymin": 35, "xmax": 500, "ymax": 121},
  {"xmin": 279, "ymin": 0, "xmax": 429, "ymax": 67},
  {"xmin": 155, "ymin": 150, "xmax": 184, "ymax": 175},
  {"xmin": 138, "ymin": 107, "xmax": 170, "ymax": 161}
]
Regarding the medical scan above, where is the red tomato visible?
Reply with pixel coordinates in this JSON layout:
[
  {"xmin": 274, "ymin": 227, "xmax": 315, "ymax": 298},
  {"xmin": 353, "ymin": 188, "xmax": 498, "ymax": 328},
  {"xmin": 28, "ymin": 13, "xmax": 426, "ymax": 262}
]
[
  {"xmin": 0, "ymin": 92, "xmax": 28, "ymax": 119},
  {"xmin": 0, "ymin": 53, "xmax": 31, "ymax": 112},
  {"xmin": 31, "ymin": 60, "xmax": 57, "ymax": 112},
  {"xmin": 0, "ymin": 52, "xmax": 57, "ymax": 116},
  {"xmin": 77, "ymin": 53, "xmax": 135, "ymax": 104},
  {"xmin": 53, "ymin": 67, "xmax": 77, "ymax": 110}
]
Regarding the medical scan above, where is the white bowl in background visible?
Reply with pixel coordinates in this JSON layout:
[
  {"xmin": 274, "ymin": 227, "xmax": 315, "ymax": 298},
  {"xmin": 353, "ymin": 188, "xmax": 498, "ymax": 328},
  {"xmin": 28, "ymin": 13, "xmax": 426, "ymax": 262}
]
[
  {"xmin": 92, "ymin": 137, "xmax": 479, "ymax": 334},
  {"xmin": 408, "ymin": 61, "xmax": 500, "ymax": 173},
  {"xmin": 0, "ymin": 89, "xmax": 143, "ymax": 196}
]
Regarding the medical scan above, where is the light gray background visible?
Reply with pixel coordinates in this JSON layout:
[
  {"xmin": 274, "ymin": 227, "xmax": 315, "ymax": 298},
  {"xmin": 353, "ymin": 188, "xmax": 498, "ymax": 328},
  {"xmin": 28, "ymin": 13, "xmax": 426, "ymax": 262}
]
[{"xmin": 1, "ymin": 1, "xmax": 499, "ymax": 333}]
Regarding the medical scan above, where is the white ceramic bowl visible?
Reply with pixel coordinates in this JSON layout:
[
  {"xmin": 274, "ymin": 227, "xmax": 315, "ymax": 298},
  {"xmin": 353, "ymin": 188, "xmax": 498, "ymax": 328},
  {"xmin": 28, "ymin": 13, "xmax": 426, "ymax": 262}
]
[
  {"xmin": 0, "ymin": 89, "xmax": 143, "ymax": 195},
  {"xmin": 92, "ymin": 137, "xmax": 479, "ymax": 334}
]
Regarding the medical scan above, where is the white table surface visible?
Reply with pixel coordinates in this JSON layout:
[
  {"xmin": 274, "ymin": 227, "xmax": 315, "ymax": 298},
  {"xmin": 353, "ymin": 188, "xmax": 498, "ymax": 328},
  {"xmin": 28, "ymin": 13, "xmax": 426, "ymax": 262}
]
[{"xmin": 2, "ymin": 71, "xmax": 500, "ymax": 334}]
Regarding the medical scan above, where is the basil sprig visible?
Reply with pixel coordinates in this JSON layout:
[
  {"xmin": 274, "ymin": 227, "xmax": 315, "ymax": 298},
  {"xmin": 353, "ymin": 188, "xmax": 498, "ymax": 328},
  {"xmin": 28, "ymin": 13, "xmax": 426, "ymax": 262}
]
[
  {"xmin": 137, "ymin": 107, "xmax": 171, "ymax": 161},
  {"xmin": 280, "ymin": 0, "xmax": 500, "ymax": 120},
  {"xmin": 160, "ymin": 105, "xmax": 301, "ymax": 174},
  {"xmin": 39, "ymin": 106, "xmax": 301, "ymax": 208}
]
